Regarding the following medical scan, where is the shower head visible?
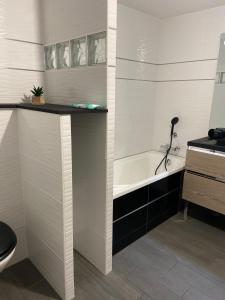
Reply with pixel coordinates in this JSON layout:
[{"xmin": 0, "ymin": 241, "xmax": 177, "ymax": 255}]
[
  {"xmin": 170, "ymin": 117, "xmax": 179, "ymax": 137},
  {"xmin": 171, "ymin": 117, "xmax": 179, "ymax": 126}
]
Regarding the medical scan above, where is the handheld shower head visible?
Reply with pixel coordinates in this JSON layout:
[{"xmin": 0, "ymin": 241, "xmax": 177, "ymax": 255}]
[
  {"xmin": 170, "ymin": 117, "xmax": 179, "ymax": 136},
  {"xmin": 155, "ymin": 116, "xmax": 180, "ymax": 175},
  {"xmin": 171, "ymin": 117, "xmax": 179, "ymax": 126}
]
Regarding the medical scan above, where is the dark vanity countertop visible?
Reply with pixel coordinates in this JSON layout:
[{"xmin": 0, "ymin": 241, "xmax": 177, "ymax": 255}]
[
  {"xmin": 0, "ymin": 103, "xmax": 108, "ymax": 114},
  {"xmin": 0, "ymin": 103, "xmax": 18, "ymax": 108},
  {"xmin": 188, "ymin": 137, "xmax": 225, "ymax": 153}
]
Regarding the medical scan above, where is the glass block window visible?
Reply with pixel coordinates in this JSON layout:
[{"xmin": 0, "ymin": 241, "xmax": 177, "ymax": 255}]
[
  {"xmin": 44, "ymin": 45, "xmax": 57, "ymax": 70},
  {"xmin": 70, "ymin": 37, "xmax": 87, "ymax": 67},
  {"xmin": 56, "ymin": 41, "xmax": 70, "ymax": 69},
  {"xmin": 87, "ymin": 32, "xmax": 106, "ymax": 66}
]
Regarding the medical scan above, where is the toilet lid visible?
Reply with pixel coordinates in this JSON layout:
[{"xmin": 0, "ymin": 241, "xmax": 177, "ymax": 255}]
[{"xmin": 0, "ymin": 222, "xmax": 17, "ymax": 262}]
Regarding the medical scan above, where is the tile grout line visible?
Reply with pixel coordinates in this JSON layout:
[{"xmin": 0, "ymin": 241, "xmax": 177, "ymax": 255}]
[
  {"xmin": 117, "ymin": 56, "xmax": 218, "ymax": 66},
  {"xmin": 7, "ymin": 67, "xmax": 44, "ymax": 72},
  {"xmin": 116, "ymin": 77, "xmax": 215, "ymax": 82},
  {"xmin": 6, "ymin": 38, "xmax": 43, "ymax": 46}
]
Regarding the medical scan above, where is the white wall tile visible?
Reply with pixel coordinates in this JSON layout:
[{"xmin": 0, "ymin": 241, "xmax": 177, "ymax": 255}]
[
  {"xmin": 153, "ymin": 81, "xmax": 214, "ymax": 157},
  {"xmin": 106, "ymin": 1, "xmax": 117, "ymax": 273},
  {"xmin": 20, "ymin": 155, "xmax": 62, "ymax": 203},
  {"xmin": 107, "ymin": 66, "xmax": 116, "ymax": 101},
  {"xmin": 116, "ymin": 5, "xmax": 159, "ymax": 159},
  {"xmin": 4, "ymin": 69, "xmax": 44, "ymax": 103},
  {"xmin": 152, "ymin": 6, "xmax": 225, "ymax": 156},
  {"xmin": 0, "ymin": 110, "xmax": 27, "ymax": 263},
  {"xmin": 22, "ymin": 179, "xmax": 64, "ymax": 258},
  {"xmin": 72, "ymin": 114, "xmax": 108, "ymax": 274},
  {"xmin": 42, "ymin": 0, "xmax": 107, "ymax": 44},
  {"xmin": 115, "ymin": 79, "xmax": 155, "ymax": 159},
  {"xmin": 0, "ymin": 0, "xmax": 6, "ymax": 69},
  {"xmin": 45, "ymin": 67, "xmax": 107, "ymax": 106},
  {"xmin": 60, "ymin": 115, "xmax": 74, "ymax": 299},
  {"xmin": 117, "ymin": 59, "xmax": 156, "ymax": 81},
  {"xmin": 2, "ymin": 0, "xmax": 44, "ymax": 104},
  {"xmin": 18, "ymin": 110, "xmax": 74, "ymax": 300},
  {"xmin": 9, "ymin": 227, "xmax": 28, "ymax": 266},
  {"xmin": 27, "ymin": 230, "xmax": 66, "ymax": 298},
  {"xmin": 42, "ymin": 0, "xmax": 111, "ymax": 277},
  {"xmin": 157, "ymin": 60, "xmax": 217, "ymax": 81},
  {"xmin": 117, "ymin": 4, "xmax": 161, "ymax": 62},
  {"xmin": 158, "ymin": 5, "xmax": 225, "ymax": 63},
  {"xmin": 108, "ymin": 0, "xmax": 117, "ymax": 29},
  {"xmin": 107, "ymin": 29, "xmax": 117, "ymax": 66},
  {"xmin": 18, "ymin": 110, "xmax": 62, "ymax": 170},
  {"xmin": 6, "ymin": 0, "xmax": 43, "ymax": 43},
  {"xmin": 116, "ymin": 4, "xmax": 222, "ymax": 161},
  {"xmin": 7, "ymin": 40, "xmax": 44, "ymax": 71}
]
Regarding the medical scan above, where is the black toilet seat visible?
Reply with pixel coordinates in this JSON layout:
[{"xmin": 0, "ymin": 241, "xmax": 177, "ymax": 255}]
[{"xmin": 0, "ymin": 222, "xmax": 17, "ymax": 262}]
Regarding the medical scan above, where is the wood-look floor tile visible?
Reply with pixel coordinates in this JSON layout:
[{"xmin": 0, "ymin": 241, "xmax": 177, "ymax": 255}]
[
  {"xmin": 21, "ymin": 279, "xmax": 60, "ymax": 300},
  {"xmin": 182, "ymin": 288, "xmax": 212, "ymax": 300},
  {"xmin": 1, "ymin": 214, "xmax": 225, "ymax": 300},
  {"xmin": 75, "ymin": 252, "xmax": 141, "ymax": 300},
  {"xmin": 5, "ymin": 259, "xmax": 43, "ymax": 288},
  {"xmin": 0, "ymin": 272, "xmax": 25, "ymax": 300}
]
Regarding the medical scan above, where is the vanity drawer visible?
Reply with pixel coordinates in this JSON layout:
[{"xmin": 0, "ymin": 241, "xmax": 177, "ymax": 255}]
[
  {"xmin": 183, "ymin": 172, "xmax": 225, "ymax": 215},
  {"xmin": 186, "ymin": 149, "xmax": 225, "ymax": 180}
]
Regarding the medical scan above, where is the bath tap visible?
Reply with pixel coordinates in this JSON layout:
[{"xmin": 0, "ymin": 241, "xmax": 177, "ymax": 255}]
[{"xmin": 160, "ymin": 144, "xmax": 181, "ymax": 153}]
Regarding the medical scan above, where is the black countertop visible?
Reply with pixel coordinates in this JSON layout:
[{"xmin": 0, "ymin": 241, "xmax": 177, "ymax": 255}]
[
  {"xmin": 188, "ymin": 137, "xmax": 225, "ymax": 153},
  {"xmin": 0, "ymin": 103, "xmax": 18, "ymax": 108},
  {"xmin": 0, "ymin": 103, "xmax": 108, "ymax": 115}
]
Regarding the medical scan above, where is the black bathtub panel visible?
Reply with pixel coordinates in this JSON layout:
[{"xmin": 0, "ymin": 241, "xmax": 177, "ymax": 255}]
[
  {"xmin": 113, "ymin": 226, "xmax": 146, "ymax": 255},
  {"xmin": 113, "ymin": 186, "xmax": 148, "ymax": 221},
  {"xmin": 149, "ymin": 172, "xmax": 182, "ymax": 202},
  {"xmin": 113, "ymin": 207, "xmax": 147, "ymax": 242},
  {"xmin": 147, "ymin": 190, "xmax": 179, "ymax": 231},
  {"xmin": 113, "ymin": 172, "xmax": 182, "ymax": 255}
]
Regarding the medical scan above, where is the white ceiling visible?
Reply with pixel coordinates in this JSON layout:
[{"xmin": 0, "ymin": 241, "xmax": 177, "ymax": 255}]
[{"xmin": 118, "ymin": 0, "xmax": 225, "ymax": 19}]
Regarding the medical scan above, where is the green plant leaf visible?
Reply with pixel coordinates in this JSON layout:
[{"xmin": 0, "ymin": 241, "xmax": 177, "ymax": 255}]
[{"xmin": 31, "ymin": 85, "xmax": 44, "ymax": 96}]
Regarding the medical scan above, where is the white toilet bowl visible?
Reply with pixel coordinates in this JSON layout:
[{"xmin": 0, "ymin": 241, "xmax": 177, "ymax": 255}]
[{"xmin": 0, "ymin": 222, "xmax": 17, "ymax": 272}]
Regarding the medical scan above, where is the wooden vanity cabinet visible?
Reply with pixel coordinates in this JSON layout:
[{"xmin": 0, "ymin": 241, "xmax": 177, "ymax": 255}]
[{"xmin": 183, "ymin": 148, "xmax": 225, "ymax": 216}]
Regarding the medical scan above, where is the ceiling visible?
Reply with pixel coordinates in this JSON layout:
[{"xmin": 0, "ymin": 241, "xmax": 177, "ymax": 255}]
[{"xmin": 118, "ymin": 0, "xmax": 225, "ymax": 19}]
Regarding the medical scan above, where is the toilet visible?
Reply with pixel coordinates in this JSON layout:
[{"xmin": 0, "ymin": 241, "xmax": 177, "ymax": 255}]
[{"xmin": 0, "ymin": 222, "xmax": 17, "ymax": 272}]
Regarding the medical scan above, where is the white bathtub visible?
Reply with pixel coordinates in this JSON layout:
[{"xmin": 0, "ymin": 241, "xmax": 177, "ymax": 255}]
[{"xmin": 114, "ymin": 151, "xmax": 185, "ymax": 199}]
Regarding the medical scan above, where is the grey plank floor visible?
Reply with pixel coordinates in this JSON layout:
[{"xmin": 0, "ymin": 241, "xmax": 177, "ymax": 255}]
[{"xmin": 1, "ymin": 214, "xmax": 225, "ymax": 300}]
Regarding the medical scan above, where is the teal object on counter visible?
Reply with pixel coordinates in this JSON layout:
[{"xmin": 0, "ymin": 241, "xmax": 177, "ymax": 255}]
[{"xmin": 70, "ymin": 103, "xmax": 106, "ymax": 110}]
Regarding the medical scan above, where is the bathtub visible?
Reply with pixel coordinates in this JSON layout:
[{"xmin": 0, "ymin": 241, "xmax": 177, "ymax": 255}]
[{"xmin": 114, "ymin": 150, "xmax": 185, "ymax": 199}]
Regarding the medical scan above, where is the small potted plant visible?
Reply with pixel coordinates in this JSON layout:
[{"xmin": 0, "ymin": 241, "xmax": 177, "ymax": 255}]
[{"xmin": 31, "ymin": 86, "xmax": 45, "ymax": 105}]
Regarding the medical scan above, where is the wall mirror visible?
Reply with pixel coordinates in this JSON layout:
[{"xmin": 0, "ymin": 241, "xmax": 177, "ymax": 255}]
[{"xmin": 209, "ymin": 33, "xmax": 225, "ymax": 128}]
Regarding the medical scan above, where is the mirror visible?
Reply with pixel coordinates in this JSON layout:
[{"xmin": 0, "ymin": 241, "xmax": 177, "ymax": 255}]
[{"xmin": 209, "ymin": 33, "xmax": 225, "ymax": 128}]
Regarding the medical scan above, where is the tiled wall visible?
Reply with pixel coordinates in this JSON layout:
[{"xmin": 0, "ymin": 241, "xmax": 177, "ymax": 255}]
[
  {"xmin": 42, "ymin": 0, "xmax": 116, "ymax": 275},
  {"xmin": 153, "ymin": 6, "xmax": 225, "ymax": 157},
  {"xmin": 42, "ymin": 0, "xmax": 107, "ymax": 106},
  {"xmin": 106, "ymin": 0, "xmax": 117, "ymax": 274},
  {"xmin": 116, "ymin": 4, "xmax": 161, "ymax": 159},
  {"xmin": 116, "ymin": 4, "xmax": 225, "ymax": 159},
  {"xmin": 0, "ymin": 0, "xmax": 44, "ymax": 264},
  {"xmin": 3, "ymin": 0, "xmax": 44, "ymax": 103},
  {"xmin": 0, "ymin": 110, "xmax": 28, "ymax": 265},
  {"xmin": 0, "ymin": 4, "xmax": 75, "ymax": 298},
  {"xmin": 18, "ymin": 109, "xmax": 74, "ymax": 300}
]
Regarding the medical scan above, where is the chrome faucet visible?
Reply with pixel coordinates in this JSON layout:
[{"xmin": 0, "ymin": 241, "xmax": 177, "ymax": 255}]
[{"xmin": 160, "ymin": 144, "xmax": 181, "ymax": 153}]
